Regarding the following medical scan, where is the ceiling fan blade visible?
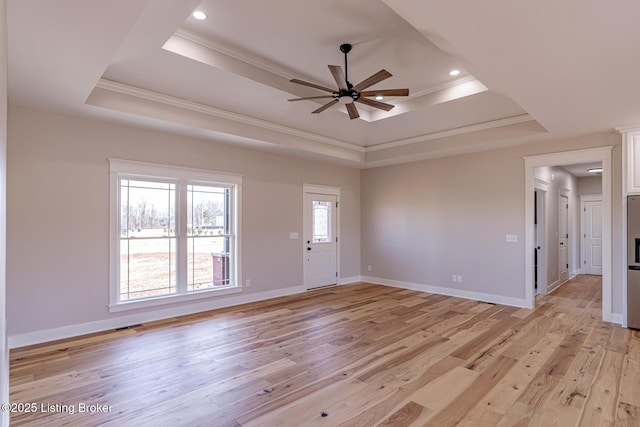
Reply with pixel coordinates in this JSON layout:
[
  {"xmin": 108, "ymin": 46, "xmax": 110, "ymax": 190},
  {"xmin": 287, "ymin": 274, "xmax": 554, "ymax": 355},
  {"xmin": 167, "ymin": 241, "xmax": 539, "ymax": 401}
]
[
  {"xmin": 346, "ymin": 103, "xmax": 360, "ymax": 120},
  {"xmin": 353, "ymin": 69, "xmax": 392, "ymax": 91},
  {"xmin": 288, "ymin": 95, "xmax": 335, "ymax": 101},
  {"xmin": 312, "ymin": 99, "xmax": 339, "ymax": 114},
  {"xmin": 328, "ymin": 65, "xmax": 348, "ymax": 90},
  {"xmin": 357, "ymin": 97, "xmax": 395, "ymax": 111},
  {"xmin": 360, "ymin": 88, "xmax": 409, "ymax": 97},
  {"xmin": 290, "ymin": 78, "xmax": 335, "ymax": 94}
]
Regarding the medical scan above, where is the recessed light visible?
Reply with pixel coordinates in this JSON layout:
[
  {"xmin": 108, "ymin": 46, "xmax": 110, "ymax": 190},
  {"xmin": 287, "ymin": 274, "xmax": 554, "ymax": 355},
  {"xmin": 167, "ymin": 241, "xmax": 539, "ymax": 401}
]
[
  {"xmin": 192, "ymin": 10, "xmax": 207, "ymax": 20},
  {"xmin": 587, "ymin": 167, "xmax": 603, "ymax": 174},
  {"xmin": 375, "ymin": 95, "xmax": 384, "ymax": 101},
  {"xmin": 449, "ymin": 69, "xmax": 461, "ymax": 76}
]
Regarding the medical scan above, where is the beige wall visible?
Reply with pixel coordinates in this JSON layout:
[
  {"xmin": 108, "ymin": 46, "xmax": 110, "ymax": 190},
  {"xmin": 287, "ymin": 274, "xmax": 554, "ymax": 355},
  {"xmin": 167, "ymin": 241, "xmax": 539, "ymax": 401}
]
[
  {"xmin": 0, "ymin": 0, "xmax": 8, "ymax": 424},
  {"xmin": 578, "ymin": 175, "xmax": 603, "ymax": 195},
  {"xmin": 6, "ymin": 107, "xmax": 360, "ymax": 339},
  {"xmin": 361, "ymin": 132, "xmax": 622, "ymax": 310},
  {"xmin": 5, "ymin": 104, "xmax": 626, "ymax": 345}
]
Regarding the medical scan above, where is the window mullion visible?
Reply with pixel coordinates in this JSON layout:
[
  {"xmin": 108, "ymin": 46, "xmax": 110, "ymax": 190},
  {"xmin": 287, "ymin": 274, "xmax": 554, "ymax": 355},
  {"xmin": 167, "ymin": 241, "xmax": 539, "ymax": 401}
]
[{"xmin": 177, "ymin": 180, "xmax": 188, "ymax": 294}]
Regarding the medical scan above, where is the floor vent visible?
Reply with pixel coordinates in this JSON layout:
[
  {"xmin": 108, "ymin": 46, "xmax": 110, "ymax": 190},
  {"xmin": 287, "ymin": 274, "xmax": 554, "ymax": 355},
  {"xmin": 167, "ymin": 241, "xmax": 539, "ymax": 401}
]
[{"xmin": 115, "ymin": 324, "xmax": 142, "ymax": 331}]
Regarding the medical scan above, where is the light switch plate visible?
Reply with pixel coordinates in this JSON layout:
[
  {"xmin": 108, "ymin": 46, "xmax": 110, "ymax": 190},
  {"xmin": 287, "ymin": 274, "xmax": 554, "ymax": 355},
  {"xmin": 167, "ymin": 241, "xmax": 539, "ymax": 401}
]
[
  {"xmin": 289, "ymin": 232, "xmax": 299, "ymax": 240},
  {"xmin": 506, "ymin": 234, "xmax": 518, "ymax": 243}
]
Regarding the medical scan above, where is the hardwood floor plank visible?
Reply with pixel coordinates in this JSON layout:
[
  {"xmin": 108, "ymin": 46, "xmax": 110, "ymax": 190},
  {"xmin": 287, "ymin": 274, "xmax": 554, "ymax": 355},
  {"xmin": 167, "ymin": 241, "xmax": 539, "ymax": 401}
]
[
  {"xmin": 578, "ymin": 349, "xmax": 625, "ymax": 426},
  {"xmin": 617, "ymin": 402, "xmax": 640, "ymax": 426},
  {"xmin": 456, "ymin": 406, "xmax": 504, "ymax": 427},
  {"xmin": 374, "ymin": 401, "xmax": 429, "ymax": 427},
  {"xmin": 335, "ymin": 355, "xmax": 464, "ymax": 427},
  {"xmin": 409, "ymin": 366, "xmax": 479, "ymax": 411},
  {"xmin": 619, "ymin": 354, "xmax": 640, "ymax": 407},
  {"xmin": 477, "ymin": 332, "xmax": 564, "ymax": 415},
  {"xmin": 8, "ymin": 275, "xmax": 638, "ymax": 427},
  {"xmin": 423, "ymin": 355, "xmax": 518, "ymax": 426}
]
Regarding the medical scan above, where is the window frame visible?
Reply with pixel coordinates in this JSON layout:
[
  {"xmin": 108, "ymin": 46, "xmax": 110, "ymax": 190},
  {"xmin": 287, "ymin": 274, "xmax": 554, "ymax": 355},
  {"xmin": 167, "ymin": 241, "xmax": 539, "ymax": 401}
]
[{"xmin": 109, "ymin": 159, "xmax": 242, "ymax": 312}]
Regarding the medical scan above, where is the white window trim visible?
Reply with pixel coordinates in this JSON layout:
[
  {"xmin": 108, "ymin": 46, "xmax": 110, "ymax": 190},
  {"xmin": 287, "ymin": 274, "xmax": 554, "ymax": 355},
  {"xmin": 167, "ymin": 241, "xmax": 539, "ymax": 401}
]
[{"xmin": 109, "ymin": 159, "xmax": 243, "ymax": 312}]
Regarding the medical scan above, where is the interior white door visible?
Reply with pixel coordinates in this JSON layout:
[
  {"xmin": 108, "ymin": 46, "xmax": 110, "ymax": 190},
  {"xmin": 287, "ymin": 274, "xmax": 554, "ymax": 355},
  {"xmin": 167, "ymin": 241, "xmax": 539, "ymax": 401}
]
[
  {"xmin": 303, "ymin": 193, "xmax": 337, "ymax": 289},
  {"xmin": 535, "ymin": 189, "xmax": 546, "ymax": 294},
  {"xmin": 559, "ymin": 195, "xmax": 569, "ymax": 283},
  {"xmin": 583, "ymin": 199, "xmax": 603, "ymax": 275}
]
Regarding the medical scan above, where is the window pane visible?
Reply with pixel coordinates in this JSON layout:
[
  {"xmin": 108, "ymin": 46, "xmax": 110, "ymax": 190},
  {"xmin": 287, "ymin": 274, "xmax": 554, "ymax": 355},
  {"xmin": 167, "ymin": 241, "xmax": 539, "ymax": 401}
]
[
  {"xmin": 187, "ymin": 236, "xmax": 230, "ymax": 291},
  {"xmin": 119, "ymin": 178, "xmax": 177, "ymax": 301},
  {"xmin": 119, "ymin": 237, "xmax": 176, "ymax": 301},
  {"xmin": 121, "ymin": 179, "xmax": 175, "ymax": 237},
  {"xmin": 187, "ymin": 185, "xmax": 229, "ymax": 236},
  {"xmin": 312, "ymin": 200, "xmax": 332, "ymax": 243}
]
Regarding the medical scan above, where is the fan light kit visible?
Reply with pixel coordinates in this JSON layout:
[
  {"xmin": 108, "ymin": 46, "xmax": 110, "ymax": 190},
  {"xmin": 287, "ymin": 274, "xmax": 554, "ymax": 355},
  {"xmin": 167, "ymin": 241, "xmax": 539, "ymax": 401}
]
[{"xmin": 288, "ymin": 43, "xmax": 409, "ymax": 120}]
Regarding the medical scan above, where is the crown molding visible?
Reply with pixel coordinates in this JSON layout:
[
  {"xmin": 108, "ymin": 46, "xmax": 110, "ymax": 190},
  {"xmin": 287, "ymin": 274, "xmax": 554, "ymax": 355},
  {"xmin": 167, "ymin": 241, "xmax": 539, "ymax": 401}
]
[
  {"xmin": 402, "ymin": 74, "xmax": 480, "ymax": 101},
  {"xmin": 95, "ymin": 79, "xmax": 365, "ymax": 154},
  {"xmin": 92, "ymin": 80, "xmax": 540, "ymax": 168},
  {"xmin": 365, "ymin": 114, "xmax": 535, "ymax": 152},
  {"xmin": 614, "ymin": 124, "xmax": 640, "ymax": 133},
  {"xmin": 171, "ymin": 30, "xmax": 296, "ymax": 81}
]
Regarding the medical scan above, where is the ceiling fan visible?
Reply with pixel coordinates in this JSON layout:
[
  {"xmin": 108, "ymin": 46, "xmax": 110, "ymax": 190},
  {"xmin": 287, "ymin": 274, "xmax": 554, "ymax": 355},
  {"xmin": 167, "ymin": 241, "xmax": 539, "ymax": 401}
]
[{"xmin": 288, "ymin": 43, "xmax": 409, "ymax": 120}]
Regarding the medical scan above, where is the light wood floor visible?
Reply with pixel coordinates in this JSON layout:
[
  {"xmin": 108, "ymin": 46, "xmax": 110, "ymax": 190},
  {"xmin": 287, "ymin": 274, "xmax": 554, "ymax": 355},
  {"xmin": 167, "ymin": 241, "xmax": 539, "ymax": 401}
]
[{"xmin": 9, "ymin": 275, "xmax": 640, "ymax": 426}]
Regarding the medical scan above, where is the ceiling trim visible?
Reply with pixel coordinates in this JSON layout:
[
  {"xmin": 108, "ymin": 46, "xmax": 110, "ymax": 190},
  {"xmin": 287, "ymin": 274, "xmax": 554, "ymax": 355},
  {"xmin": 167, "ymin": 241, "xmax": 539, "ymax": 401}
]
[
  {"xmin": 95, "ymin": 79, "xmax": 365, "ymax": 153},
  {"xmin": 403, "ymin": 74, "xmax": 477, "ymax": 101},
  {"xmin": 366, "ymin": 114, "xmax": 535, "ymax": 151},
  {"xmin": 92, "ymin": 80, "xmax": 541, "ymax": 167},
  {"xmin": 614, "ymin": 124, "xmax": 640, "ymax": 133},
  {"xmin": 172, "ymin": 29, "xmax": 295, "ymax": 80}
]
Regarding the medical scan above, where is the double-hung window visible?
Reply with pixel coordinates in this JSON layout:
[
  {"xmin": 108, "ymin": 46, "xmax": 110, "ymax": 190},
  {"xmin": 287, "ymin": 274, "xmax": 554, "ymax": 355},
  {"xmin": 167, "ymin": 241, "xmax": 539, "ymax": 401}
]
[{"xmin": 109, "ymin": 159, "xmax": 242, "ymax": 311}]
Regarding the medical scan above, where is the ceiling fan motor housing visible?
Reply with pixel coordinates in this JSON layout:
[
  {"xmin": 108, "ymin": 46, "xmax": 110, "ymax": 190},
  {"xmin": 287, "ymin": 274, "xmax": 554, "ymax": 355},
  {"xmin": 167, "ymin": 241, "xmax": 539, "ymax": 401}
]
[{"xmin": 337, "ymin": 89, "xmax": 360, "ymax": 104}]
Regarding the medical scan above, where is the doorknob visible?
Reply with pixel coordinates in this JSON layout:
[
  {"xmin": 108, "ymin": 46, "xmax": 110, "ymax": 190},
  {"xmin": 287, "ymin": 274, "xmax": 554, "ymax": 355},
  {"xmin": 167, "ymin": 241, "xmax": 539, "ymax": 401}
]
[{"xmin": 307, "ymin": 247, "xmax": 311, "ymax": 251}]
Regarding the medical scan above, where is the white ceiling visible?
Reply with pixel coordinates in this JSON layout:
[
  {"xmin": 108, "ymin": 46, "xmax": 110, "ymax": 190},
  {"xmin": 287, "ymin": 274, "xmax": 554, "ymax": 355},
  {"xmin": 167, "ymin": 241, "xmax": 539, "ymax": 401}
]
[
  {"xmin": 7, "ymin": 0, "xmax": 640, "ymax": 167},
  {"xmin": 562, "ymin": 162, "xmax": 603, "ymax": 178}
]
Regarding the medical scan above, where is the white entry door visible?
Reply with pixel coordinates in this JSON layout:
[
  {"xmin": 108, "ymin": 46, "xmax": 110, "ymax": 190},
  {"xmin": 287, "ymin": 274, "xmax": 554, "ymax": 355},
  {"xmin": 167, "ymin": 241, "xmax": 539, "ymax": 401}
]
[
  {"xmin": 559, "ymin": 195, "xmax": 569, "ymax": 283},
  {"xmin": 303, "ymin": 193, "xmax": 337, "ymax": 289},
  {"xmin": 583, "ymin": 199, "xmax": 603, "ymax": 275}
]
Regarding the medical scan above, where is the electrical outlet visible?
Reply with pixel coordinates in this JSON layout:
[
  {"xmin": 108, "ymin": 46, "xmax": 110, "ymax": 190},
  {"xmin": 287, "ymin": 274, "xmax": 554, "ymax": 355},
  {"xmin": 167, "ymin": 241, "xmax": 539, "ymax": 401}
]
[
  {"xmin": 367, "ymin": 265, "xmax": 372, "ymax": 272},
  {"xmin": 457, "ymin": 275, "xmax": 463, "ymax": 283},
  {"xmin": 245, "ymin": 279, "xmax": 251, "ymax": 287},
  {"xmin": 452, "ymin": 275, "xmax": 457, "ymax": 282}
]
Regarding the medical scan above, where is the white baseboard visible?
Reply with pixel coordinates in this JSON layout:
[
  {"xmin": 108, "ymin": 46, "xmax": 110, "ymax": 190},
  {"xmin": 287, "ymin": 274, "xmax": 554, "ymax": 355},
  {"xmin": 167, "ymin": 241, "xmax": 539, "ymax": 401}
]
[
  {"xmin": 8, "ymin": 285, "xmax": 306, "ymax": 349},
  {"xmin": 547, "ymin": 279, "xmax": 562, "ymax": 294},
  {"xmin": 338, "ymin": 276, "xmax": 362, "ymax": 285},
  {"xmin": 361, "ymin": 276, "xmax": 528, "ymax": 308}
]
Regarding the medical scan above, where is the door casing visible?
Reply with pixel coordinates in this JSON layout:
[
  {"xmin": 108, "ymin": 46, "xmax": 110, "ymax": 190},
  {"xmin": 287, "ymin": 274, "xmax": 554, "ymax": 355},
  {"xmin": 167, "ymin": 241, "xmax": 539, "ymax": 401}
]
[
  {"xmin": 524, "ymin": 146, "xmax": 613, "ymax": 323},
  {"xmin": 558, "ymin": 193, "xmax": 569, "ymax": 285}
]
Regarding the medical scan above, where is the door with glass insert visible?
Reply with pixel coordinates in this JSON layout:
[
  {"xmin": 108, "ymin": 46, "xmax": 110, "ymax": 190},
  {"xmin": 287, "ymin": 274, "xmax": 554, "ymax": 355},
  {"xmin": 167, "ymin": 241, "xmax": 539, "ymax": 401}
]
[{"xmin": 303, "ymin": 193, "xmax": 337, "ymax": 288}]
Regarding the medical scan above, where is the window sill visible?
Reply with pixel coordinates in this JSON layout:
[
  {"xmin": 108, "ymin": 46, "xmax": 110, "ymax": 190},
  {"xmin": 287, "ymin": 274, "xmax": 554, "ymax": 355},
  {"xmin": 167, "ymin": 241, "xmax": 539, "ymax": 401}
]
[{"xmin": 108, "ymin": 285, "xmax": 243, "ymax": 313}]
